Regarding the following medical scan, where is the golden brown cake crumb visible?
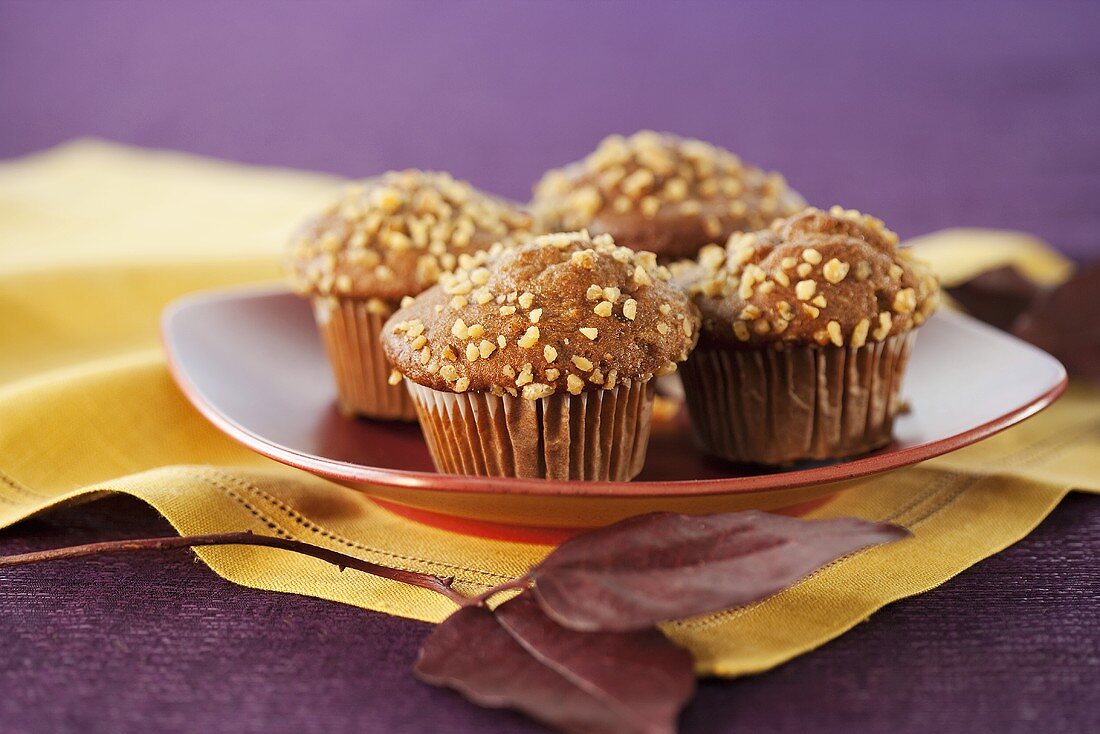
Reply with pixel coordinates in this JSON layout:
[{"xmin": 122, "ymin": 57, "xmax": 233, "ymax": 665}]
[
  {"xmin": 686, "ymin": 206, "xmax": 940, "ymax": 349},
  {"xmin": 530, "ymin": 131, "xmax": 805, "ymax": 260},
  {"xmin": 285, "ymin": 170, "xmax": 532, "ymax": 304},
  {"xmin": 382, "ymin": 231, "xmax": 700, "ymax": 397}
]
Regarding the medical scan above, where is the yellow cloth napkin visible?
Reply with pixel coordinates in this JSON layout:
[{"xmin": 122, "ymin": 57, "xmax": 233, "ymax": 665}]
[{"xmin": 1, "ymin": 140, "xmax": 1097, "ymax": 676}]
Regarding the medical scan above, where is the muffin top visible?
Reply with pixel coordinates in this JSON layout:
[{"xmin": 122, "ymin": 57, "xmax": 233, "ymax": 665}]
[
  {"xmin": 382, "ymin": 231, "xmax": 700, "ymax": 398},
  {"xmin": 530, "ymin": 131, "xmax": 805, "ymax": 261},
  {"xmin": 682, "ymin": 206, "xmax": 940, "ymax": 350},
  {"xmin": 285, "ymin": 170, "xmax": 532, "ymax": 303}
]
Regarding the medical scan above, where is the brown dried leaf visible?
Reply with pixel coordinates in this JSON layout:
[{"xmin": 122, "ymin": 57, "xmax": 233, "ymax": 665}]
[
  {"xmin": 1014, "ymin": 262, "xmax": 1100, "ymax": 384},
  {"xmin": 529, "ymin": 511, "xmax": 909, "ymax": 631},
  {"xmin": 415, "ymin": 594, "xmax": 695, "ymax": 734}
]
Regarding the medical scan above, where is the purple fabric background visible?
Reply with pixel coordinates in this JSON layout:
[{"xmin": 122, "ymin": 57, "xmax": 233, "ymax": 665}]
[{"xmin": 1, "ymin": 1, "xmax": 1098, "ymax": 733}]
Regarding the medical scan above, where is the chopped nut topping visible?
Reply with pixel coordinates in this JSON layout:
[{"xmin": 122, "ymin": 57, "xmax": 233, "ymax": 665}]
[
  {"xmin": 465, "ymin": 342, "xmax": 480, "ymax": 362},
  {"xmin": 543, "ymin": 345, "xmax": 558, "ymax": 362},
  {"xmin": 579, "ymin": 327, "xmax": 598, "ymax": 340},
  {"xmin": 739, "ymin": 304, "xmax": 762, "ymax": 321},
  {"xmin": 571, "ymin": 249, "xmax": 596, "ymax": 269},
  {"xmin": 517, "ymin": 325, "xmax": 540, "ymax": 349},
  {"xmin": 566, "ymin": 374, "xmax": 585, "ymax": 394},
  {"xmin": 522, "ymin": 383, "xmax": 554, "ymax": 400},
  {"xmin": 623, "ymin": 298, "xmax": 638, "ymax": 320},
  {"xmin": 851, "ymin": 318, "xmax": 870, "ymax": 348},
  {"xmin": 479, "ymin": 340, "xmax": 496, "ymax": 359},
  {"xmin": 470, "ymin": 267, "xmax": 490, "ymax": 285},
  {"xmin": 387, "ymin": 370, "xmax": 402, "ymax": 386},
  {"xmin": 529, "ymin": 308, "xmax": 543, "ymax": 323},
  {"xmin": 594, "ymin": 300, "xmax": 613, "ymax": 317},
  {"xmin": 893, "ymin": 288, "xmax": 916, "ymax": 314},
  {"xmin": 571, "ymin": 355, "xmax": 594, "ymax": 372},
  {"xmin": 822, "ymin": 258, "xmax": 850, "ymax": 284},
  {"xmin": 656, "ymin": 322, "xmax": 670, "ymax": 335},
  {"xmin": 518, "ymin": 291, "xmax": 536, "ymax": 309},
  {"xmin": 873, "ymin": 311, "xmax": 893, "ymax": 341},
  {"xmin": 676, "ymin": 206, "xmax": 938, "ymax": 350}
]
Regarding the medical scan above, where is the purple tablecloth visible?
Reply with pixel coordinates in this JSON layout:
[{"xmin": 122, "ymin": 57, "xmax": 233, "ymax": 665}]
[{"xmin": 1, "ymin": 2, "xmax": 1098, "ymax": 732}]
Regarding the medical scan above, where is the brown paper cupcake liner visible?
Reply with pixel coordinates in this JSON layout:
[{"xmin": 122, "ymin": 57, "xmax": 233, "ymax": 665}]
[
  {"xmin": 312, "ymin": 297, "xmax": 417, "ymax": 421},
  {"xmin": 405, "ymin": 379, "xmax": 656, "ymax": 480},
  {"xmin": 680, "ymin": 331, "xmax": 917, "ymax": 465}
]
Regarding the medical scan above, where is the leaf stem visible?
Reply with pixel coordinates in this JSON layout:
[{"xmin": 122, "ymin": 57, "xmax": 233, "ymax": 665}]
[
  {"xmin": 462, "ymin": 573, "xmax": 531, "ymax": 607},
  {"xmin": 0, "ymin": 531, "xmax": 470, "ymax": 607}
]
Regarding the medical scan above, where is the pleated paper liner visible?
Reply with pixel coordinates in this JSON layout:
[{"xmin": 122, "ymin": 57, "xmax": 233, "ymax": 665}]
[
  {"xmin": 311, "ymin": 296, "xmax": 417, "ymax": 421},
  {"xmin": 405, "ymin": 379, "xmax": 657, "ymax": 480},
  {"xmin": 681, "ymin": 331, "xmax": 917, "ymax": 465}
]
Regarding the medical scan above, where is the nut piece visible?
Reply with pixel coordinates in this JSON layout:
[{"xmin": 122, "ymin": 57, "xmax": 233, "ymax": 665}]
[
  {"xmin": 822, "ymin": 258, "xmax": 850, "ymax": 284},
  {"xmin": 522, "ymin": 383, "xmax": 554, "ymax": 400},
  {"xmin": 518, "ymin": 325, "xmax": 540, "ymax": 349}
]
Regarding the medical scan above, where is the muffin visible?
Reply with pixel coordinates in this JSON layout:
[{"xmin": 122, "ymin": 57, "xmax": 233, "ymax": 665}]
[
  {"xmin": 381, "ymin": 231, "xmax": 700, "ymax": 480},
  {"xmin": 679, "ymin": 206, "xmax": 940, "ymax": 465},
  {"xmin": 530, "ymin": 131, "xmax": 805, "ymax": 261},
  {"xmin": 285, "ymin": 171, "xmax": 532, "ymax": 420}
]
